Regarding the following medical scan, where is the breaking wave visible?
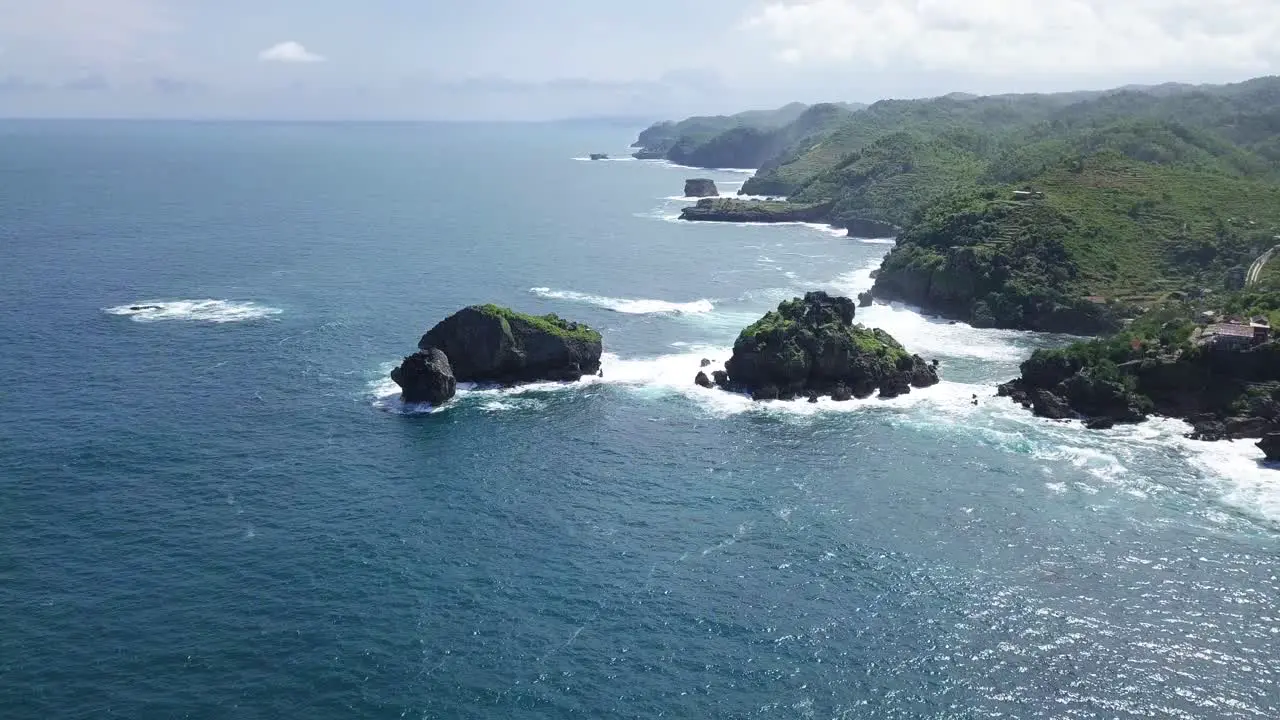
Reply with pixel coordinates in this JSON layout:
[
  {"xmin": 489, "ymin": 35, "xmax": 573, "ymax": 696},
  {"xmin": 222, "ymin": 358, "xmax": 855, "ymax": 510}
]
[
  {"xmin": 529, "ymin": 287, "xmax": 714, "ymax": 315},
  {"xmin": 104, "ymin": 300, "xmax": 282, "ymax": 324}
]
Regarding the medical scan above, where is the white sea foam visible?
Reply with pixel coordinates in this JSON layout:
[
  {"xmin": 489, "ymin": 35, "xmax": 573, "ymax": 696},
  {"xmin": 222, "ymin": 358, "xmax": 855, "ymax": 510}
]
[
  {"xmin": 528, "ymin": 288, "xmax": 715, "ymax": 315},
  {"xmin": 975, "ymin": 401, "xmax": 1280, "ymax": 524},
  {"xmin": 1184, "ymin": 437, "xmax": 1280, "ymax": 523},
  {"xmin": 368, "ymin": 364, "xmax": 593, "ymax": 416},
  {"xmin": 855, "ymin": 237, "xmax": 897, "ymax": 245},
  {"xmin": 104, "ymin": 299, "xmax": 282, "ymax": 324},
  {"xmin": 596, "ymin": 348, "xmax": 965, "ymax": 418}
]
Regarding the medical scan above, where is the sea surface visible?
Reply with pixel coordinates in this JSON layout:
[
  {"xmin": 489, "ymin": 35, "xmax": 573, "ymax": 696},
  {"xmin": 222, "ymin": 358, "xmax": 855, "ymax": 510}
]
[{"xmin": 1, "ymin": 120, "xmax": 1277, "ymax": 719}]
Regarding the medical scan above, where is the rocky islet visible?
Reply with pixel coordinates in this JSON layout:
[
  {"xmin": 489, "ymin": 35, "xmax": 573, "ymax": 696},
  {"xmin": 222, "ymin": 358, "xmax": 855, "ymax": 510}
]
[{"xmin": 392, "ymin": 305, "xmax": 603, "ymax": 405}]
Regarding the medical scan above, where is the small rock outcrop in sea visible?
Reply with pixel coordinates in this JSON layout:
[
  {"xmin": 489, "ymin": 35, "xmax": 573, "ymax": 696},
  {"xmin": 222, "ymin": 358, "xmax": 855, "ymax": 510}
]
[
  {"xmin": 684, "ymin": 179, "xmax": 719, "ymax": 198},
  {"xmin": 694, "ymin": 371, "xmax": 713, "ymax": 389},
  {"xmin": 391, "ymin": 305, "xmax": 603, "ymax": 404},
  {"xmin": 589, "ymin": 153, "xmax": 609, "ymax": 160},
  {"xmin": 391, "ymin": 347, "xmax": 457, "ymax": 405},
  {"xmin": 709, "ymin": 291, "xmax": 939, "ymax": 400},
  {"xmin": 1257, "ymin": 433, "xmax": 1280, "ymax": 461},
  {"xmin": 857, "ymin": 291, "xmax": 873, "ymax": 308}
]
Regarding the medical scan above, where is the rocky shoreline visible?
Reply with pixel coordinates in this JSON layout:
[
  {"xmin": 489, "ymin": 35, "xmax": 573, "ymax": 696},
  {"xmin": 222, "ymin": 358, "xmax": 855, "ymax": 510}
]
[{"xmin": 997, "ymin": 332, "xmax": 1280, "ymax": 460}]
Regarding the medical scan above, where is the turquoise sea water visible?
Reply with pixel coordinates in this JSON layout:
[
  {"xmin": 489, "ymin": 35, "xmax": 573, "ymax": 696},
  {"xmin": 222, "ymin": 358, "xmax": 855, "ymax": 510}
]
[{"xmin": 1, "ymin": 120, "xmax": 1277, "ymax": 719}]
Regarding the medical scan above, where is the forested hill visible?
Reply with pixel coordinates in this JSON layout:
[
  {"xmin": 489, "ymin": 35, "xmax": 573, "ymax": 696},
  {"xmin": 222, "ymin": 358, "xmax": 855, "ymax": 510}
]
[
  {"xmin": 636, "ymin": 76, "xmax": 1280, "ymax": 333},
  {"xmin": 633, "ymin": 77, "xmax": 1280, "ymax": 191}
]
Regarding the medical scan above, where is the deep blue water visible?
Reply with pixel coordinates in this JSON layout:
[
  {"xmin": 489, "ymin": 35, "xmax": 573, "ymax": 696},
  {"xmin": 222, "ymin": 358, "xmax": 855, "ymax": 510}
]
[{"xmin": 2, "ymin": 120, "xmax": 1278, "ymax": 719}]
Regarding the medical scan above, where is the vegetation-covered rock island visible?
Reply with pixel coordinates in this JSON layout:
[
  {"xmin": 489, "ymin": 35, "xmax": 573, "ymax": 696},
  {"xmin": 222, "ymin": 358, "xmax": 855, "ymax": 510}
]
[
  {"xmin": 392, "ymin": 305, "xmax": 603, "ymax": 404},
  {"xmin": 707, "ymin": 291, "xmax": 939, "ymax": 402}
]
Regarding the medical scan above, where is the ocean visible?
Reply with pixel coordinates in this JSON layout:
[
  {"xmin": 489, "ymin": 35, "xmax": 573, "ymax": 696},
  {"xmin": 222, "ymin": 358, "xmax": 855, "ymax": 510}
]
[{"xmin": 1, "ymin": 120, "xmax": 1276, "ymax": 719}]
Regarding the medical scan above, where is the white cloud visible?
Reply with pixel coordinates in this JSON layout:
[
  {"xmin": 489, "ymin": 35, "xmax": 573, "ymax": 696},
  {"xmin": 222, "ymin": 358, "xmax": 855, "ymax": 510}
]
[
  {"xmin": 258, "ymin": 41, "xmax": 326, "ymax": 64},
  {"xmin": 742, "ymin": 0, "xmax": 1280, "ymax": 77}
]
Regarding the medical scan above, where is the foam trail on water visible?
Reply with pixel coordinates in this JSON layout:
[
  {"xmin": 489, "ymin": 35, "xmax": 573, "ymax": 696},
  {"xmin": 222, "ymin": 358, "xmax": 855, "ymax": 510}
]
[
  {"xmin": 855, "ymin": 237, "xmax": 896, "ymax": 245},
  {"xmin": 105, "ymin": 300, "xmax": 282, "ymax": 324},
  {"xmin": 529, "ymin": 287, "xmax": 714, "ymax": 315}
]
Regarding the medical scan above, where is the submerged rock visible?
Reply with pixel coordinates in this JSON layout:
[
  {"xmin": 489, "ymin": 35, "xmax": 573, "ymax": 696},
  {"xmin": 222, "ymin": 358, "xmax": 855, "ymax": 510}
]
[
  {"xmin": 391, "ymin": 347, "xmax": 457, "ymax": 405},
  {"xmin": 684, "ymin": 178, "xmax": 719, "ymax": 198},
  {"xmin": 718, "ymin": 291, "xmax": 938, "ymax": 401},
  {"xmin": 390, "ymin": 305, "xmax": 602, "ymax": 403},
  {"xmin": 589, "ymin": 153, "xmax": 609, "ymax": 160}
]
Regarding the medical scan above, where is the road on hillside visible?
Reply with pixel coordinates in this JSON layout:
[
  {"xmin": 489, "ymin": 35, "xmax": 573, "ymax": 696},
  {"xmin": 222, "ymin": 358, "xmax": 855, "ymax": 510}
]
[{"xmin": 1246, "ymin": 244, "xmax": 1280, "ymax": 286}]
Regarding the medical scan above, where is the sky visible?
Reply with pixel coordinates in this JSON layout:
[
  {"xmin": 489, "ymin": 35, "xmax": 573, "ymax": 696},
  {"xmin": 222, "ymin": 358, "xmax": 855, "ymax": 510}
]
[{"xmin": 2, "ymin": 0, "xmax": 1280, "ymax": 120}]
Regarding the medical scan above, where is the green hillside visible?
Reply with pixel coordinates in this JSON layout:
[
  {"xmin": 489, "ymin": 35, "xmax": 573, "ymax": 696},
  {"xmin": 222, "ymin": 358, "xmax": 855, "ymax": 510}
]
[
  {"xmin": 640, "ymin": 76, "xmax": 1280, "ymax": 198},
  {"xmin": 984, "ymin": 119, "xmax": 1274, "ymax": 183},
  {"xmin": 631, "ymin": 102, "xmax": 810, "ymax": 159},
  {"xmin": 639, "ymin": 103, "xmax": 859, "ymax": 169},
  {"xmin": 872, "ymin": 151, "xmax": 1280, "ymax": 332},
  {"xmin": 743, "ymin": 94, "xmax": 1073, "ymax": 195},
  {"xmin": 788, "ymin": 131, "xmax": 987, "ymax": 229}
]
